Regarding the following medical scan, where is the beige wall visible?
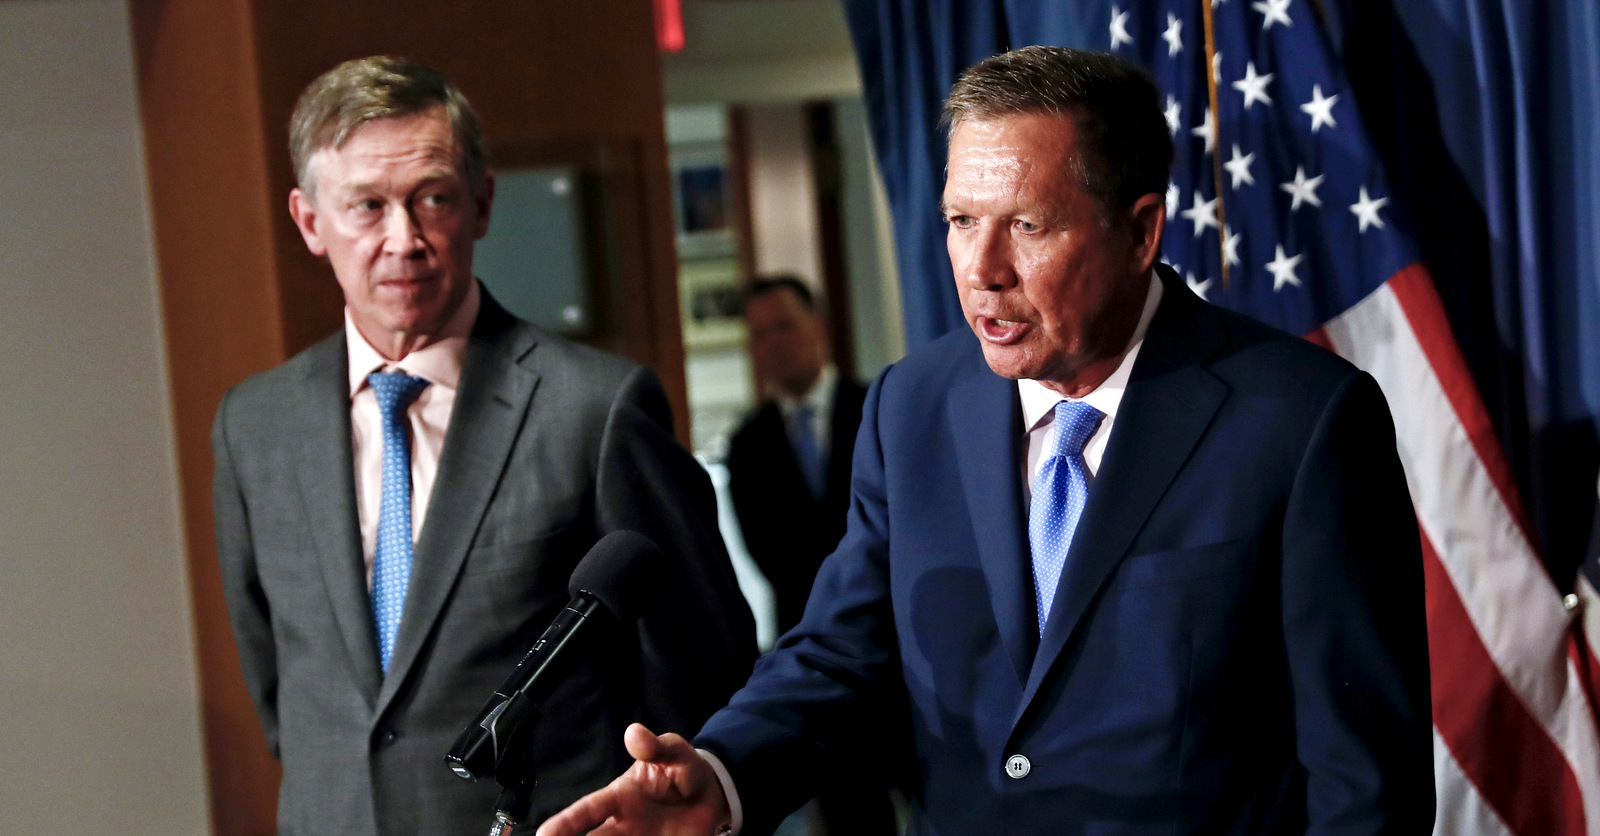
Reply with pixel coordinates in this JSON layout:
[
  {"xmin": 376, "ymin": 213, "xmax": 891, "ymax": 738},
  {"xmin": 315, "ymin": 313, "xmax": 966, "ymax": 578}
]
[
  {"xmin": 0, "ymin": 1, "xmax": 208, "ymax": 832},
  {"xmin": 662, "ymin": 0, "xmax": 862, "ymax": 104},
  {"xmin": 745, "ymin": 105, "xmax": 825, "ymax": 288}
]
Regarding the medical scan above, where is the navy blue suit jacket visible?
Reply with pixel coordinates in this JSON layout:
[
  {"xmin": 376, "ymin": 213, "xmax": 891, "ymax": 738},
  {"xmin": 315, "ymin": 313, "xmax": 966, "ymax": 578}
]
[{"xmin": 695, "ymin": 268, "xmax": 1434, "ymax": 835}]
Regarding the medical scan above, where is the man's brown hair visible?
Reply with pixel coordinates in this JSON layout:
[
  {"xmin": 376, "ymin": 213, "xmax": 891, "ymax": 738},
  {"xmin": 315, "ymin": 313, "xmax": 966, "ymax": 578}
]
[
  {"xmin": 289, "ymin": 56, "xmax": 487, "ymax": 196},
  {"xmin": 944, "ymin": 46, "xmax": 1173, "ymax": 214}
]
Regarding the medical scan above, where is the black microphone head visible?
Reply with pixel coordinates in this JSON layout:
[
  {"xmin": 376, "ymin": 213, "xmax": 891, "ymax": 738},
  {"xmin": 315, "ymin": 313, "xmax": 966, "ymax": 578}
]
[{"xmin": 568, "ymin": 530, "xmax": 663, "ymax": 620}]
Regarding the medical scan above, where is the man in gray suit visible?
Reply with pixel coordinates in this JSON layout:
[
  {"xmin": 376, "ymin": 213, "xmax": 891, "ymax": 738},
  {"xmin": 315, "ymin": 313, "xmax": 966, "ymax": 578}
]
[{"xmin": 212, "ymin": 56, "xmax": 757, "ymax": 835}]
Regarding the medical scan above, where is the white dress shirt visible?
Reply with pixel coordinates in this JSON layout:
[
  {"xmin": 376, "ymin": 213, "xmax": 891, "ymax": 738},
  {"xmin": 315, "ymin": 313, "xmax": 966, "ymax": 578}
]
[
  {"xmin": 347, "ymin": 280, "xmax": 480, "ymax": 588},
  {"xmin": 774, "ymin": 364, "xmax": 839, "ymax": 456}
]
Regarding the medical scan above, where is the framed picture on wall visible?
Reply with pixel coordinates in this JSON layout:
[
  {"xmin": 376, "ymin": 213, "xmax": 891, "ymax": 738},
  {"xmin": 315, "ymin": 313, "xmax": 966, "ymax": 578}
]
[
  {"xmin": 670, "ymin": 139, "xmax": 737, "ymax": 260},
  {"xmin": 678, "ymin": 164, "xmax": 728, "ymax": 234}
]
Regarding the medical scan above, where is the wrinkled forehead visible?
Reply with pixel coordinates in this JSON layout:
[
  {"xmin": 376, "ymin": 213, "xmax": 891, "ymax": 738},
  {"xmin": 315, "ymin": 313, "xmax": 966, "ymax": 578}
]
[
  {"xmin": 945, "ymin": 114, "xmax": 1080, "ymax": 186},
  {"xmin": 948, "ymin": 110, "xmax": 1080, "ymax": 155}
]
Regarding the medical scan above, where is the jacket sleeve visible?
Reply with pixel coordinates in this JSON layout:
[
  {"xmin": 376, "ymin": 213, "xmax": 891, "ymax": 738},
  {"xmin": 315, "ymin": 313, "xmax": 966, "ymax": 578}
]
[
  {"xmin": 1282, "ymin": 370, "xmax": 1435, "ymax": 833},
  {"xmin": 694, "ymin": 369, "xmax": 907, "ymax": 836},
  {"xmin": 594, "ymin": 366, "xmax": 758, "ymax": 737},
  {"xmin": 212, "ymin": 388, "xmax": 281, "ymax": 759}
]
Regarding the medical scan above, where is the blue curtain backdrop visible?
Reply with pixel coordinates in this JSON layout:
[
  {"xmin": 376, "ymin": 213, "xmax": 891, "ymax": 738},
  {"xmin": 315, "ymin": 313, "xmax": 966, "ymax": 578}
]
[{"xmin": 841, "ymin": 0, "xmax": 1600, "ymax": 586}]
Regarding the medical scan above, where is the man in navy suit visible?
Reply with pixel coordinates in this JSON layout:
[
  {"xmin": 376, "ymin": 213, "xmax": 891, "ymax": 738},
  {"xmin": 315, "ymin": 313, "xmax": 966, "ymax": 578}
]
[{"xmin": 538, "ymin": 46, "xmax": 1433, "ymax": 836}]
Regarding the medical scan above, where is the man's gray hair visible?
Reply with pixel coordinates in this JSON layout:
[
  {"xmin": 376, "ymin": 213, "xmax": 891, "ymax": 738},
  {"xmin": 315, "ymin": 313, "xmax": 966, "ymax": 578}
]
[
  {"xmin": 289, "ymin": 56, "xmax": 487, "ymax": 196},
  {"xmin": 943, "ymin": 46, "xmax": 1173, "ymax": 214}
]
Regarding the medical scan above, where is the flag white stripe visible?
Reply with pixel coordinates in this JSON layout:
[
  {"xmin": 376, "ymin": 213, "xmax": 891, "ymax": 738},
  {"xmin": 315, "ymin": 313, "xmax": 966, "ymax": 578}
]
[{"xmin": 1577, "ymin": 565, "xmax": 1600, "ymax": 678}]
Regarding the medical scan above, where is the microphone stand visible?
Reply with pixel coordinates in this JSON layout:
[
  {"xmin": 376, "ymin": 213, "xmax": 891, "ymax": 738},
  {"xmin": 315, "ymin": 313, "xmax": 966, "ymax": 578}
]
[
  {"xmin": 482, "ymin": 708, "xmax": 540, "ymax": 836},
  {"xmin": 486, "ymin": 784, "xmax": 533, "ymax": 836}
]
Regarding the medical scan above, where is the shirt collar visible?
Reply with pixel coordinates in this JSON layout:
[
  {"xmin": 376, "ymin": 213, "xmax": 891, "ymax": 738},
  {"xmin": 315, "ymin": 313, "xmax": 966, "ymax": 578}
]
[
  {"xmin": 1019, "ymin": 271, "xmax": 1164, "ymax": 432},
  {"xmin": 347, "ymin": 279, "xmax": 480, "ymax": 397},
  {"xmin": 775, "ymin": 364, "xmax": 837, "ymax": 416}
]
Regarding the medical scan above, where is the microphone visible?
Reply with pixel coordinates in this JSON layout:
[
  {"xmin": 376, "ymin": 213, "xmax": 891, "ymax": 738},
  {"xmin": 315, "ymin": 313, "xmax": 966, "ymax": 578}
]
[{"xmin": 445, "ymin": 529, "xmax": 663, "ymax": 782}]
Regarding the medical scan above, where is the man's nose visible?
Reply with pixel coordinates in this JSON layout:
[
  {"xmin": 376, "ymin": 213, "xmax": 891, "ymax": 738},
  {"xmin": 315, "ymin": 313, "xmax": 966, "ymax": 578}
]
[
  {"xmin": 960, "ymin": 225, "xmax": 1016, "ymax": 291},
  {"xmin": 382, "ymin": 205, "xmax": 426, "ymax": 255}
]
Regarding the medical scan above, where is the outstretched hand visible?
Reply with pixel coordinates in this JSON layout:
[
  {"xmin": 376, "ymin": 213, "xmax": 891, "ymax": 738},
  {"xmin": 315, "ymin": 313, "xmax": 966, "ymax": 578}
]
[{"xmin": 536, "ymin": 723, "xmax": 732, "ymax": 836}]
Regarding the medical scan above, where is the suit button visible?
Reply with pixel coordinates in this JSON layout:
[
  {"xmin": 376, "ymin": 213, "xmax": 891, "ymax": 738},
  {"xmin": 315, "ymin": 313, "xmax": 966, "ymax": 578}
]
[
  {"xmin": 373, "ymin": 727, "xmax": 398, "ymax": 750},
  {"xmin": 1005, "ymin": 754, "xmax": 1030, "ymax": 779}
]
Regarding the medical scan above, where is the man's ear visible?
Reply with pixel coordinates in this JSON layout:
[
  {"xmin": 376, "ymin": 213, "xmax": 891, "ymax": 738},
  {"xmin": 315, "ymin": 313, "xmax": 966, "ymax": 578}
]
[
  {"xmin": 288, "ymin": 188, "xmax": 328, "ymax": 257},
  {"xmin": 473, "ymin": 170, "xmax": 496, "ymax": 240},
  {"xmin": 1127, "ymin": 192, "xmax": 1166, "ymax": 274}
]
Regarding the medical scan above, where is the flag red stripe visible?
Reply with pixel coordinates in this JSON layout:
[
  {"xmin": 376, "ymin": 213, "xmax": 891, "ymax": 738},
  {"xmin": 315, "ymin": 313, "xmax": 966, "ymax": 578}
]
[
  {"xmin": 1303, "ymin": 325, "xmax": 1333, "ymax": 351},
  {"xmin": 1424, "ymin": 530, "xmax": 1587, "ymax": 835},
  {"xmin": 1386, "ymin": 265, "xmax": 1539, "ymax": 549}
]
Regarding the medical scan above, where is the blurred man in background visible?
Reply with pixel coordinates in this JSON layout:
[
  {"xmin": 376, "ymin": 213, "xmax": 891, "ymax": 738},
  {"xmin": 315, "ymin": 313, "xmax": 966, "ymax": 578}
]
[
  {"xmin": 726, "ymin": 275, "xmax": 891, "ymax": 835},
  {"xmin": 728, "ymin": 276, "xmax": 867, "ymax": 635}
]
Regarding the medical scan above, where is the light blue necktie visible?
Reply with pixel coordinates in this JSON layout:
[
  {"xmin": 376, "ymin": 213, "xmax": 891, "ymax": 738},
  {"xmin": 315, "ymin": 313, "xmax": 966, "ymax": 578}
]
[
  {"xmin": 790, "ymin": 404, "xmax": 827, "ymax": 500},
  {"xmin": 1029, "ymin": 400, "xmax": 1104, "ymax": 636},
  {"xmin": 368, "ymin": 371, "xmax": 430, "ymax": 674}
]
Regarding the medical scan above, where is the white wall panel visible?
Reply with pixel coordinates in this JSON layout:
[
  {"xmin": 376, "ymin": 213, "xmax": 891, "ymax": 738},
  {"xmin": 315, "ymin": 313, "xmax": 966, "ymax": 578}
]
[{"xmin": 0, "ymin": 1, "xmax": 207, "ymax": 832}]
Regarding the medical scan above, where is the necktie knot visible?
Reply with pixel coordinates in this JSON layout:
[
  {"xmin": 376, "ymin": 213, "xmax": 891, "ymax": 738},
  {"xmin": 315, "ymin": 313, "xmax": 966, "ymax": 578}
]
[
  {"xmin": 1049, "ymin": 400, "xmax": 1104, "ymax": 460},
  {"xmin": 792, "ymin": 403, "xmax": 815, "ymax": 431},
  {"xmin": 368, "ymin": 371, "xmax": 430, "ymax": 416}
]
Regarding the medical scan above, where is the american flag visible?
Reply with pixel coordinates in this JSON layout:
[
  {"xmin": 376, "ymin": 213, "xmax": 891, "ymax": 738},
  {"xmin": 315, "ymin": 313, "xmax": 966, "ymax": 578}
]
[{"xmin": 1108, "ymin": 0, "xmax": 1600, "ymax": 831}]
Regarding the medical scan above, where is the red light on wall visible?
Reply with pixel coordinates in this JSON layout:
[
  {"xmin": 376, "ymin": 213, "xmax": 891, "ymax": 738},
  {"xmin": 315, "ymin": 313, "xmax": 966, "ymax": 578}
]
[{"xmin": 655, "ymin": 0, "xmax": 685, "ymax": 52}]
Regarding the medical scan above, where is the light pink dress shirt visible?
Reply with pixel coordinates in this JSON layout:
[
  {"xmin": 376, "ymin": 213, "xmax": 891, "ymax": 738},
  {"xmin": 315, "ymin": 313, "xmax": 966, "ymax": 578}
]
[{"xmin": 347, "ymin": 281, "xmax": 480, "ymax": 588}]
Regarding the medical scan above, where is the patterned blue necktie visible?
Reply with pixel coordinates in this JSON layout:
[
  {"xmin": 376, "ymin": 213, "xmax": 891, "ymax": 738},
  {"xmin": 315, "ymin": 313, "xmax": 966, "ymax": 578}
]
[
  {"xmin": 368, "ymin": 371, "xmax": 430, "ymax": 674},
  {"xmin": 790, "ymin": 404, "xmax": 827, "ymax": 500},
  {"xmin": 1029, "ymin": 400, "xmax": 1105, "ymax": 636}
]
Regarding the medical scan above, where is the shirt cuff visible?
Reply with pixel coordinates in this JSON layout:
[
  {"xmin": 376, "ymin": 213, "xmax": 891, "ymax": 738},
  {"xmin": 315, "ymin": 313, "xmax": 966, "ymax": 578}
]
[{"xmin": 696, "ymin": 747, "xmax": 743, "ymax": 836}]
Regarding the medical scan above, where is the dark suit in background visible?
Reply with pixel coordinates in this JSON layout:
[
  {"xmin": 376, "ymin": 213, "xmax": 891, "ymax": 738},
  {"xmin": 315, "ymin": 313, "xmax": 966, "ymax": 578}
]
[
  {"xmin": 214, "ymin": 295, "xmax": 755, "ymax": 833},
  {"xmin": 727, "ymin": 374, "xmax": 868, "ymax": 634}
]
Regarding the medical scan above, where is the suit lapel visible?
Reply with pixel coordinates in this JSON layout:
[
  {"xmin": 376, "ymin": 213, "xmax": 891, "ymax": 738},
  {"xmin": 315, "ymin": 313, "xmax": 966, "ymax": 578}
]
[
  {"xmin": 1015, "ymin": 273, "xmax": 1230, "ymax": 720},
  {"xmin": 757, "ymin": 402, "xmax": 820, "ymax": 508},
  {"xmin": 757, "ymin": 403, "xmax": 803, "ymax": 486},
  {"xmin": 377, "ymin": 302, "xmax": 542, "ymax": 714},
  {"xmin": 948, "ymin": 356, "xmax": 1035, "ymax": 683},
  {"xmin": 291, "ymin": 332, "xmax": 383, "ymax": 702}
]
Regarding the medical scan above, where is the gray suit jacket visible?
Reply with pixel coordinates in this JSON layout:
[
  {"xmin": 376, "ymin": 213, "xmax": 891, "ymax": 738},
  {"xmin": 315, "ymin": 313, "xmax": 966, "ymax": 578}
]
[{"xmin": 213, "ymin": 293, "xmax": 756, "ymax": 834}]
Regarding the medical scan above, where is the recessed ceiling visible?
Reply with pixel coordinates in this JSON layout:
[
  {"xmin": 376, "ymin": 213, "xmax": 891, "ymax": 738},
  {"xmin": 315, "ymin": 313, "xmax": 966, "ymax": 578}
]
[{"xmin": 665, "ymin": 0, "xmax": 854, "ymax": 65}]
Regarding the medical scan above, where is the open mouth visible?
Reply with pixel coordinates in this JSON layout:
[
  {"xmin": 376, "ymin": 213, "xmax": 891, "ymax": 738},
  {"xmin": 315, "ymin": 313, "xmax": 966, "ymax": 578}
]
[{"xmin": 977, "ymin": 317, "xmax": 1030, "ymax": 344}]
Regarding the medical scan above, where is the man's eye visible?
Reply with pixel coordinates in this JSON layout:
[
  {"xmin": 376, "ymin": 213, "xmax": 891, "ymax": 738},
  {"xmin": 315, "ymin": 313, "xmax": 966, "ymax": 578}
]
[
  {"xmin": 353, "ymin": 199, "xmax": 382, "ymax": 213},
  {"xmin": 1016, "ymin": 220, "xmax": 1039, "ymax": 233},
  {"xmin": 947, "ymin": 215, "xmax": 974, "ymax": 229},
  {"xmin": 421, "ymin": 192, "xmax": 453, "ymax": 208}
]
